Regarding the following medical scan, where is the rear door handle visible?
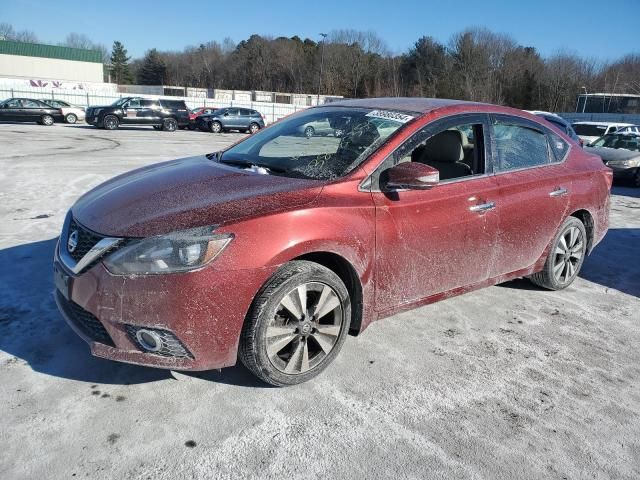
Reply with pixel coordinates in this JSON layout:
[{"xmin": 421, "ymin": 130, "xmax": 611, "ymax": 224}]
[
  {"xmin": 470, "ymin": 201, "xmax": 496, "ymax": 212},
  {"xmin": 549, "ymin": 187, "xmax": 568, "ymax": 197}
]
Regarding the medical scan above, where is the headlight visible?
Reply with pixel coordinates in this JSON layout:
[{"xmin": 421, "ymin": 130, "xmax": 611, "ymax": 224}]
[
  {"xmin": 103, "ymin": 226, "xmax": 233, "ymax": 275},
  {"xmin": 608, "ymin": 158, "xmax": 640, "ymax": 167}
]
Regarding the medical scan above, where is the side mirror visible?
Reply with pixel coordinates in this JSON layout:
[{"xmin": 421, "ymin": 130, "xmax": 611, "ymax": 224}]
[{"xmin": 383, "ymin": 162, "xmax": 439, "ymax": 190}]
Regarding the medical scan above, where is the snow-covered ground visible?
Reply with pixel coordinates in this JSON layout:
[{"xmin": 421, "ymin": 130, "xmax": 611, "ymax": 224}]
[{"xmin": 1, "ymin": 123, "xmax": 639, "ymax": 479}]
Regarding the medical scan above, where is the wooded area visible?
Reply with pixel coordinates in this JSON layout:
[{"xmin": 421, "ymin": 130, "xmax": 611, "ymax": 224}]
[{"xmin": 2, "ymin": 22, "xmax": 639, "ymax": 112}]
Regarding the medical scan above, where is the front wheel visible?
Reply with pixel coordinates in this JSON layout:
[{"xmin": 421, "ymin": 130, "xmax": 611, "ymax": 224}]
[
  {"xmin": 304, "ymin": 126, "xmax": 315, "ymax": 137},
  {"xmin": 209, "ymin": 121, "xmax": 222, "ymax": 133},
  {"xmin": 65, "ymin": 113, "xmax": 77, "ymax": 124},
  {"xmin": 103, "ymin": 115, "xmax": 119, "ymax": 130},
  {"xmin": 529, "ymin": 217, "xmax": 587, "ymax": 290},
  {"xmin": 239, "ymin": 261, "xmax": 350, "ymax": 386},
  {"xmin": 40, "ymin": 114, "xmax": 54, "ymax": 126},
  {"xmin": 249, "ymin": 122, "xmax": 260, "ymax": 134}
]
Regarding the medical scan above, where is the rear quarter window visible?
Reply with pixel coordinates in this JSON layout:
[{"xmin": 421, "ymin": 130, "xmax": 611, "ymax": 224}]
[
  {"xmin": 548, "ymin": 133, "xmax": 569, "ymax": 162},
  {"xmin": 160, "ymin": 100, "xmax": 187, "ymax": 110}
]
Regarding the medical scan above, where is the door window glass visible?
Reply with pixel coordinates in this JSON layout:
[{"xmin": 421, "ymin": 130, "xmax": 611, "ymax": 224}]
[
  {"xmin": 398, "ymin": 123, "xmax": 485, "ymax": 181},
  {"xmin": 126, "ymin": 99, "xmax": 142, "ymax": 108},
  {"xmin": 5, "ymin": 99, "xmax": 23, "ymax": 107},
  {"xmin": 493, "ymin": 122, "xmax": 550, "ymax": 171}
]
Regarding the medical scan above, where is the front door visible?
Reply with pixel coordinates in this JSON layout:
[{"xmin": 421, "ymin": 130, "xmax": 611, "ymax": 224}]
[
  {"xmin": 0, "ymin": 99, "xmax": 22, "ymax": 121},
  {"xmin": 121, "ymin": 98, "xmax": 143, "ymax": 124},
  {"xmin": 371, "ymin": 114, "xmax": 500, "ymax": 311}
]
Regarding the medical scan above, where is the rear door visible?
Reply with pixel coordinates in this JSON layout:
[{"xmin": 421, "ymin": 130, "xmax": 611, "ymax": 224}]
[
  {"xmin": 22, "ymin": 99, "xmax": 49, "ymax": 121},
  {"xmin": 488, "ymin": 114, "xmax": 572, "ymax": 277},
  {"xmin": 371, "ymin": 113, "xmax": 501, "ymax": 311}
]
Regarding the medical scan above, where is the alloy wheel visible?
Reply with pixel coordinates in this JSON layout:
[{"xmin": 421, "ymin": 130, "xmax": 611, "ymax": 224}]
[
  {"xmin": 250, "ymin": 123, "xmax": 259, "ymax": 134},
  {"xmin": 552, "ymin": 226, "xmax": 584, "ymax": 284},
  {"xmin": 266, "ymin": 281, "xmax": 343, "ymax": 374},
  {"xmin": 42, "ymin": 115, "xmax": 54, "ymax": 126},
  {"xmin": 66, "ymin": 113, "xmax": 77, "ymax": 124}
]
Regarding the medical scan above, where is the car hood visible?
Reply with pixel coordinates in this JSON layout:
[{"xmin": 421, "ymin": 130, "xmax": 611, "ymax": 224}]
[
  {"xmin": 584, "ymin": 146, "xmax": 640, "ymax": 162},
  {"xmin": 71, "ymin": 155, "xmax": 324, "ymax": 237}
]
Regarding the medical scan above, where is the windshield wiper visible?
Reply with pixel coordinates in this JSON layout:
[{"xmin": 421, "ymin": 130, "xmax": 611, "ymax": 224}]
[{"xmin": 218, "ymin": 158, "xmax": 287, "ymax": 173}]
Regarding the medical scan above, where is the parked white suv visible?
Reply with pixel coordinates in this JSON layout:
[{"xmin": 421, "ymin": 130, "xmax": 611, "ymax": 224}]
[{"xmin": 572, "ymin": 121, "xmax": 639, "ymax": 145}]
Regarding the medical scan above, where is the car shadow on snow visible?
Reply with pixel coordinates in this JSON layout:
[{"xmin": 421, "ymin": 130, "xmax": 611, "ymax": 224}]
[
  {"xmin": 500, "ymin": 228, "xmax": 640, "ymax": 298},
  {"xmin": 0, "ymin": 238, "xmax": 266, "ymax": 387},
  {"xmin": 611, "ymin": 185, "xmax": 640, "ymax": 198}
]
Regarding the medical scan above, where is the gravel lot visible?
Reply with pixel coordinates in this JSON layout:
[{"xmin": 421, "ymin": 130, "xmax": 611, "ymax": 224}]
[{"xmin": 1, "ymin": 123, "xmax": 639, "ymax": 480}]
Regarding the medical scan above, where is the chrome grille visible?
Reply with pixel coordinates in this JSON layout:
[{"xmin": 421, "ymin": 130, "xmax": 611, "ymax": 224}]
[{"xmin": 68, "ymin": 218, "xmax": 103, "ymax": 262}]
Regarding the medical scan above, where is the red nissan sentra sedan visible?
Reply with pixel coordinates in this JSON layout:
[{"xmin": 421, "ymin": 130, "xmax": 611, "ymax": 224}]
[{"xmin": 53, "ymin": 98, "xmax": 611, "ymax": 386}]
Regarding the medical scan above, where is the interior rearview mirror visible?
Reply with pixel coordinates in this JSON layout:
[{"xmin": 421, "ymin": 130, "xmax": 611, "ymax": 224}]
[{"xmin": 383, "ymin": 162, "xmax": 439, "ymax": 191}]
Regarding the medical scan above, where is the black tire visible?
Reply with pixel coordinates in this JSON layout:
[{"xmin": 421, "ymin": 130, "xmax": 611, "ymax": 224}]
[
  {"xmin": 103, "ymin": 115, "xmax": 119, "ymax": 130},
  {"xmin": 65, "ymin": 113, "xmax": 77, "ymax": 124},
  {"xmin": 529, "ymin": 216, "xmax": 587, "ymax": 290},
  {"xmin": 162, "ymin": 118, "xmax": 178, "ymax": 132},
  {"xmin": 304, "ymin": 126, "xmax": 315, "ymax": 137},
  {"xmin": 40, "ymin": 114, "xmax": 54, "ymax": 126},
  {"xmin": 249, "ymin": 122, "xmax": 260, "ymax": 134},
  {"xmin": 209, "ymin": 120, "xmax": 222, "ymax": 133},
  {"xmin": 239, "ymin": 260, "xmax": 351, "ymax": 386}
]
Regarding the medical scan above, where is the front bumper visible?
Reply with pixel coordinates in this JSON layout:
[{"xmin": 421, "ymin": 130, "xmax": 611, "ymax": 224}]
[{"xmin": 53, "ymin": 244, "xmax": 276, "ymax": 371}]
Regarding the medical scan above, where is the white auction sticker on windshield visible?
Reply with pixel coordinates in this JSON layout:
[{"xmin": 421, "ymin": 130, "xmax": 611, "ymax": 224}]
[{"xmin": 366, "ymin": 110, "xmax": 414, "ymax": 123}]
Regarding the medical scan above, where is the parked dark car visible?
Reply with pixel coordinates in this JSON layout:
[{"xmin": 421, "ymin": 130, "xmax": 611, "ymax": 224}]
[
  {"xmin": 585, "ymin": 131, "xmax": 640, "ymax": 187},
  {"xmin": 196, "ymin": 107, "xmax": 266, "ymax": 133},
  {"xmin": 54, "ymin": 97, "xmax": 611, "ymax": 386},
  {"xmin": 187, "ymin": 106, "xmax": 220, "ymax": 129},
  {"xmin": 85, "ymin": 97, "xmax": 189, "ymax": 131},
  {"xmin": 0, "ymin": 97, "xmax": 63, "ymax": 125},
  {"xmin": 528, "ymin": 111, "xmax": 583, "ymax": 146}
]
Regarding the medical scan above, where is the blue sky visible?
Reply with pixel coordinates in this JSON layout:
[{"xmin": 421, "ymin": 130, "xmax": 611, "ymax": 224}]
[{"xmin": 1, "ymin": 0, "xmax": 638, "ymax": 60}]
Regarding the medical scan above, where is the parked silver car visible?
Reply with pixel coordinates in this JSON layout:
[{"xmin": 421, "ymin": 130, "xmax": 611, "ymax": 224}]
[
  {"xmin": 297, "ymin": 118, "xmax": 343, "ymax": 137},
  {"xmin": 43, "ymin": 99, "xmax": 86, "ymax": 124}
]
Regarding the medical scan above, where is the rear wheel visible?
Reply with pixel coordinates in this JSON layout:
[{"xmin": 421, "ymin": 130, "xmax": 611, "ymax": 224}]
[
  {"xmin": 40, "ymin": 114, "xmax": 54, "ymax": 126},
  {"xmin": 162, "ymin": 118, "xmax": 178, "ymax": 132},
  {"xmin": 209, "ymin": 121, "xmax": 222, "ymax": 133},
  {"xmin": 65, "ymin": 113, "xmax": 77, "ymax": 124},
  {"xmin": 239, "ymin": 261, "xmax": 350, "ymax": 386},
  {"xmin": 249, "ymin": 122, "xmax": 260, "ymax": 134},
  {"xmin": 103, "ymin": 115, "xmax": 119, "ymax": 130},
  {"xmin": 529, "ymin": 217, "xmax": 587, "ymax": 290}
]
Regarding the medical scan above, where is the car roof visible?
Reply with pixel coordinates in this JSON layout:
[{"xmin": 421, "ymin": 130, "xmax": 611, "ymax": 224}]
[
  {"xmin": 572, "ymin": 121, "xmax": 635, "ymax": 126},
  {"xmin": 321, "ymin": 97, "xmax": 485, "ymax": 115},
  {"xmin": 526, "ymin": 110, "xmax": 561, "ymax": 118}
]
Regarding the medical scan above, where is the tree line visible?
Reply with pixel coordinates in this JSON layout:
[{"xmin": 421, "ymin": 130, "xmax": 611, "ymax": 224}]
[{"xmin": 2, "ymin": 22, "xmax": 639, "ymax": 112}]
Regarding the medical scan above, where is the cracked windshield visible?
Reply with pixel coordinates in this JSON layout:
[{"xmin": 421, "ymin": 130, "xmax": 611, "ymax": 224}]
[{"xmin": 218, "ymin": 108, "xmax": 412, "ymax": 179}]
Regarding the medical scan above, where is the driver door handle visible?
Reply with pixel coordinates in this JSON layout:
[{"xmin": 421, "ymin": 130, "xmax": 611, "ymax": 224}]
[{"xmin": 470, "ymin": 201, "xmax": 496, "ymax": 212}]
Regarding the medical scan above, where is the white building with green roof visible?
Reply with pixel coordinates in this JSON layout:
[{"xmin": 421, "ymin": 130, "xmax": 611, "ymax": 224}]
[{"xmin": 0, "ymin": 40, "xmax": 104, "ymax": 83}]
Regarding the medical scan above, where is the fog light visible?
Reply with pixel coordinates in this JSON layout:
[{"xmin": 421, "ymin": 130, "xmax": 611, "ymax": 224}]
[{"xmin": 135, "ymin": 329, "xmax": 163, "ymax": 352}]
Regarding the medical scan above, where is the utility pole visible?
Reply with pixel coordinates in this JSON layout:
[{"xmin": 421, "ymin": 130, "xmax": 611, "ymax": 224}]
[{"xmin": 317, "ymin": 33, "xmax": 327, "ymax": 105}]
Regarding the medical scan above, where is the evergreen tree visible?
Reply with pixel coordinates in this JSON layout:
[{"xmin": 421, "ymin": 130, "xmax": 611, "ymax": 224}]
[
  {"xmin": 136, "ymin": 49, "xmax": 167, "ymax": 85},
  {"xmin": 110, "ymin": 41, "xmax": 133, "ymax": 84}
]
